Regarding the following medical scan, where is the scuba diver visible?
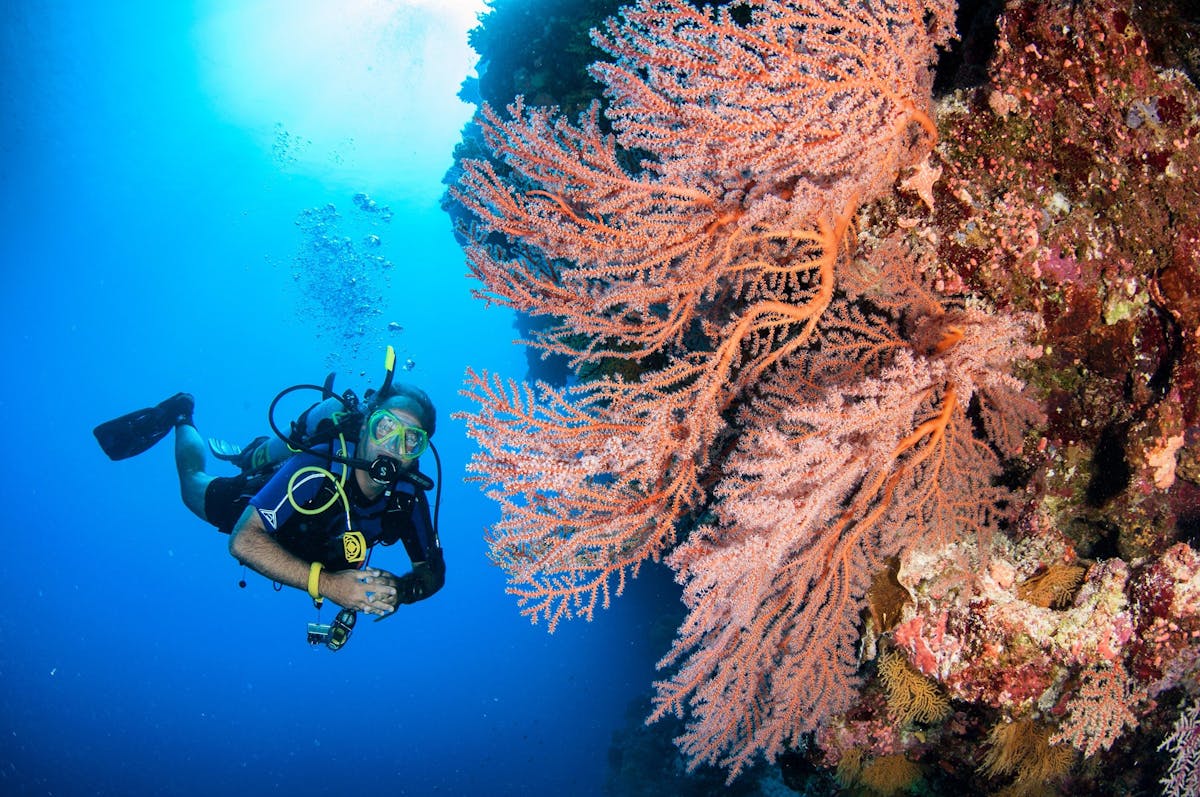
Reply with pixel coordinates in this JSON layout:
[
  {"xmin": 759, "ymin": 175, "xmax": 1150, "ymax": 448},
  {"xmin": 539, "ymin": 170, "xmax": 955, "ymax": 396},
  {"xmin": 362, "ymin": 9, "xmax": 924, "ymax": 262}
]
[{"xmin": 92, "ymin": 347, "xmax": 444, "ymax": 650}]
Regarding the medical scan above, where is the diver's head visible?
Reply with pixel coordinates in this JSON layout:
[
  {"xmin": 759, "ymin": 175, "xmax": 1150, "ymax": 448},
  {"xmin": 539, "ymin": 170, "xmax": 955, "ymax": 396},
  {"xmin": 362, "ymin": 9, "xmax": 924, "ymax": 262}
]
[
  {"xmin": 361, "ymin": 386, "xmax": 436, "ymax": 470},
  {"xmin": 369, "ymin": 383, "xmax": 436, "ymax": 437}
]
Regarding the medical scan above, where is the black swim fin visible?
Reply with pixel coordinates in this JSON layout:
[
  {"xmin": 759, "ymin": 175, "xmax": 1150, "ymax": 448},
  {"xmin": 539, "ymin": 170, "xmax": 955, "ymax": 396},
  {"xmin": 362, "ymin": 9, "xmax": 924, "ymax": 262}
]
[{"xmin": 93, "ymin": 393, "xmax": 194, "ymax": 461}]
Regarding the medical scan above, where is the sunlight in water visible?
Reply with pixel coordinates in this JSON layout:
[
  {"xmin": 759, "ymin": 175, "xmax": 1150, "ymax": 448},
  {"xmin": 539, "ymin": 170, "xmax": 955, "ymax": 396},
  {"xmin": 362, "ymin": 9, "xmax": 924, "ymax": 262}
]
[{"xmin": 197, "ymin": 0, "xmax": 485, "ymax": 196}]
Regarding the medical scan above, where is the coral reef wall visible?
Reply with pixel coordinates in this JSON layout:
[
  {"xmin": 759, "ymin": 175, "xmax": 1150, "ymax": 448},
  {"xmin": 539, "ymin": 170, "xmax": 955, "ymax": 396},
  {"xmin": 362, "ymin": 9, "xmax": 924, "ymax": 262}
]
[{"xmin": 444, "ymin": 0, "xmax": 1200, "ymax": 792}]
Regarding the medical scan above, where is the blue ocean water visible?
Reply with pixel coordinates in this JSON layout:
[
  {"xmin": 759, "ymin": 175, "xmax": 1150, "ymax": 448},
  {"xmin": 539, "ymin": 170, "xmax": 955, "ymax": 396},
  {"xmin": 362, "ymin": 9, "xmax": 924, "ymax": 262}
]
[{"xmin": 0, "ymin": 3, "xmax": 671, "ymax": 794}]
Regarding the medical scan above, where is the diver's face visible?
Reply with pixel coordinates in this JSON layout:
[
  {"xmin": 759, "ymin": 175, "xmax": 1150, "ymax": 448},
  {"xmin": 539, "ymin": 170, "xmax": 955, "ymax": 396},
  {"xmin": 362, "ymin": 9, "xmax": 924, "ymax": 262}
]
[{"xmin": 363, "ymin": 407, "xmax": 427, "ymax": 469}]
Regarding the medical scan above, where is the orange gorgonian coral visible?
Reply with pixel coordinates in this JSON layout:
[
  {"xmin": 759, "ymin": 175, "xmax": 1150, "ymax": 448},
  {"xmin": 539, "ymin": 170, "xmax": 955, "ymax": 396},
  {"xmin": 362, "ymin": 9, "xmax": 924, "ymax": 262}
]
[{"xmin": 454, "ymin": 0, "xmax": 1042, "ymax": 778}]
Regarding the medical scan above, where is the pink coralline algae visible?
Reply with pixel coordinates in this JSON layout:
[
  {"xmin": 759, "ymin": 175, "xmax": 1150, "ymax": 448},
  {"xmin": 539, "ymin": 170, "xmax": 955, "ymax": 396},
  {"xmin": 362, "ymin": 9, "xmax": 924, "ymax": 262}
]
[
  {"xmin": 824, "ymin": 2, "xmax": 1200, "ymax": 785},
  {"xmin": 928, "ymin": 0, "xmax": 1200, "ymax": 566},
  {"xmin": 1128, "ymin": 543, "xmax": 1200, "ymax": 692},
  {"xmin": 887, "ymin": 534, "xmax": 1200, "ymax": 757}
]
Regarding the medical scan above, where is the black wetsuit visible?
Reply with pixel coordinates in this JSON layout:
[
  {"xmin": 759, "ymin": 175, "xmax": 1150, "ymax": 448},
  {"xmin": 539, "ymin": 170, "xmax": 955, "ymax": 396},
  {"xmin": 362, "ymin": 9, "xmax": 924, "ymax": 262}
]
[{"xmin": 204, "ymin": 442, "xmax": 444, "ymax": 604}]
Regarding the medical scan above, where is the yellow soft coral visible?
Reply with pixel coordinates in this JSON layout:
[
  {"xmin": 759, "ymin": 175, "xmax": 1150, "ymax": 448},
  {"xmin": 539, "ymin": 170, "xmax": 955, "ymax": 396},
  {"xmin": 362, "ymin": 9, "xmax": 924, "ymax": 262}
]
[{"xmin": 878, "ymin": 650, "xmax": 951, "ymax": 726}]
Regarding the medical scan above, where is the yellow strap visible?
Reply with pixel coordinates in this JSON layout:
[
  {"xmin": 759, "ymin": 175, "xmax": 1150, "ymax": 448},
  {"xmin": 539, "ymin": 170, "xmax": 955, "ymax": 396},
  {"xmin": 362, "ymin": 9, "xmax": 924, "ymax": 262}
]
[{"xmin": 308, "ymin": 561, "xmax": 324, "ymax": 605}]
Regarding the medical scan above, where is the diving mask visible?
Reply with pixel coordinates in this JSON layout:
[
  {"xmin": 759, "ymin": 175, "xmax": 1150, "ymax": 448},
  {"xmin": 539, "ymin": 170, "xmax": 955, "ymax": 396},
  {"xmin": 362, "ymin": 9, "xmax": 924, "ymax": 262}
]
[{"xmin": 367, "ymin": 409, "xmax": 429, "ymax": 460}]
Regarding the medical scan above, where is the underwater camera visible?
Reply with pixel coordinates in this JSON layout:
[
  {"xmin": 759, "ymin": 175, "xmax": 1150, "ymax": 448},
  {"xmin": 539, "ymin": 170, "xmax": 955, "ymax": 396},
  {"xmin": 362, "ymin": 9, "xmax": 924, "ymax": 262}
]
[
  {"xmin": 306, "ymin": 608, "xmax": 357, "ymax": 650},
  {"xmin": 307, "ymin": 622, "xmax": 334, "ymax": 646}
]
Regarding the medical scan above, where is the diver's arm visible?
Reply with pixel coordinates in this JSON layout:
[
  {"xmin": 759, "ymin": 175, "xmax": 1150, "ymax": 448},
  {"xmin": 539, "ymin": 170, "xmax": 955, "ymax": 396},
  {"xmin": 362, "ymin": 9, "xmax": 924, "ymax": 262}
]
[
  {"xmin": 386, "ymin": 490, "xmax": 446, "ymax": 605},
  {"xmin": 391, "ymin": 549, "xmax": 446, "ymax": 605},
  {"xmin": 228, "ymin": 508, "xmax": 395, "ymax": 615}
]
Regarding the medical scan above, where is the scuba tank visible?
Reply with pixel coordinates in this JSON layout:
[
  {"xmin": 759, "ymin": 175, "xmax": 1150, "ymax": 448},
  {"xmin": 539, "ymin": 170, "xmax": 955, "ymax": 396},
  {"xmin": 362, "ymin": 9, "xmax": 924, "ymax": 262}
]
[
  {"xmin": 246, "ymin": 346, "xmax": 436, "ymax": 492},
  {"xmin": 238, "ymin": 395, "xmax": 344, "ymax": 474}
]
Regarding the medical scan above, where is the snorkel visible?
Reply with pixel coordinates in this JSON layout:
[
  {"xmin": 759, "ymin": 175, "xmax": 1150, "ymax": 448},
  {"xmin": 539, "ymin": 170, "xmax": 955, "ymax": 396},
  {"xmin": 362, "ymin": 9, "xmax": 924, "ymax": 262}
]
[{"xmin": 378, "ymin": 344, "xmax": 397, "ymax": 400}]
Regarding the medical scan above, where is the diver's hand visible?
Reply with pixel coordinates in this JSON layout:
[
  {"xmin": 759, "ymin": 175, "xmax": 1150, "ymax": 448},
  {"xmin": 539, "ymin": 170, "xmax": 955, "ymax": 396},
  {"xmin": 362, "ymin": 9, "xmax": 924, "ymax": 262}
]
[
  {"xmin": 368, "ymin": 570, "xmax": 403, "ymax": 613},
  {"xmin": 321, "ymin": 568, "xmax": 397, "ymax": 617}
]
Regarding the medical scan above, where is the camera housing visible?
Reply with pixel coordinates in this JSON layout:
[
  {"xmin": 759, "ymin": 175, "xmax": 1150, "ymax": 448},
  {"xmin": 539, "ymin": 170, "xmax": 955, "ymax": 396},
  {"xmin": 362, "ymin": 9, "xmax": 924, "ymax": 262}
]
[{"xmin": 307, "ymin": 622, "xmax": 333, "ymax": 646}]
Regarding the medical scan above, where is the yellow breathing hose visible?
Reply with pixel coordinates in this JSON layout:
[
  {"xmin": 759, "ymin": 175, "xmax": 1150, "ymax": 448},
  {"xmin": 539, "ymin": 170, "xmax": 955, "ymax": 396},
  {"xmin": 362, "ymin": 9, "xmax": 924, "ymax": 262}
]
[{"xmin": 285, "ymin": 432, "xmax": 352, "ymax": 526}]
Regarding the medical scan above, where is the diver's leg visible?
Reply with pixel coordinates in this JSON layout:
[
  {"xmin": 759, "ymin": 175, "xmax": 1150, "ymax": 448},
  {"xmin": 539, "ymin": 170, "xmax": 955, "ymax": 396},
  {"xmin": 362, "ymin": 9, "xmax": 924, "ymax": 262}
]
[{"xmin": 175, "ymin": 424, "xmax": 216, "ymax": 521}]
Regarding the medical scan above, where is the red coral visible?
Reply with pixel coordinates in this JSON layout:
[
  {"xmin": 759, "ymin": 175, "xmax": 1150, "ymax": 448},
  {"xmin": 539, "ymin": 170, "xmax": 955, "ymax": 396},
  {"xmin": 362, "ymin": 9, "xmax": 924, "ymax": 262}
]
[{"xmin": 1051, "ymin": 662, "xmax": 1142, "ymax": 758}]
